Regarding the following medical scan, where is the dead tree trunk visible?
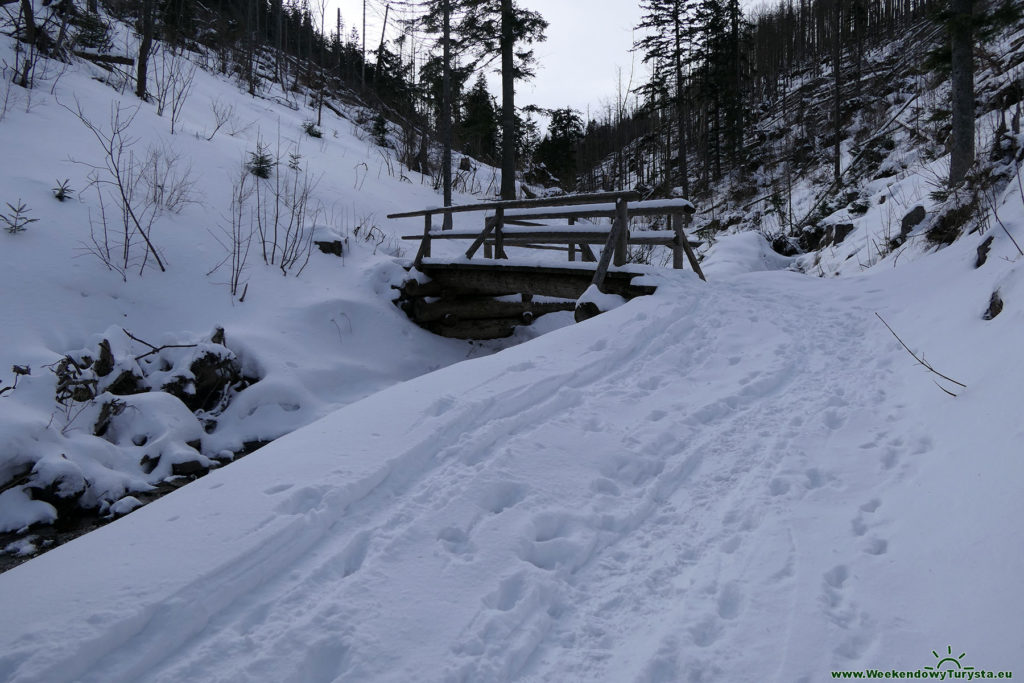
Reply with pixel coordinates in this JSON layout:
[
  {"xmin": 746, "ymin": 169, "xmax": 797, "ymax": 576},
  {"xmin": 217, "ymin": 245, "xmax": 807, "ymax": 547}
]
[
  {"xmin": 135, "ymin": 0, "xmax": 155, "ymax": 100},
  {"xmin": 500, "ymin": 0, "xmax": 516, "ymax": 200},
  {"xmin": 948, "ymin": 0, "xmax": 974, "ymax": 187},
  {"xmin": 16, "ymin": 0, "xmax": 37, "ymax": 87}
]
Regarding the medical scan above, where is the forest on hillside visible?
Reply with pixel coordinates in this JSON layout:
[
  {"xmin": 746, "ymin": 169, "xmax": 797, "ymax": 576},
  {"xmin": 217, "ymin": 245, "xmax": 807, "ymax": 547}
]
[{"xmin": 7, "ymin": 0, "xmax": 1018, "ymax": 202}]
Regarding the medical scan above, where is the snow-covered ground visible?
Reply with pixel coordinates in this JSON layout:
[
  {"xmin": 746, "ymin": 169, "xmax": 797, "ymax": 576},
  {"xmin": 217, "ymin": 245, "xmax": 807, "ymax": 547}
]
[
  {"xmin": 2, "ymin": 9, "xmax": 1024, "ymax": 682},
  {"xmin": 2, "ymin": 222, "xmax": 1023, "ymax": 680},
  {"xmin": 0, "ymin": 19, "xmax": 545, "ymax": 551}
]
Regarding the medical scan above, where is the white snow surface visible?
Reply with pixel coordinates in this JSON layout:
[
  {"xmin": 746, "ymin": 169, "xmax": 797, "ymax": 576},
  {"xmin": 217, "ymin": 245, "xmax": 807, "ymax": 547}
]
[
  {"xmin": 2, "ymin": 11, "xmax": 1024, "ymax": 683},
  {"xmin": 3, "ymin": 229, "xmax": 1024, "ymax": 680}
]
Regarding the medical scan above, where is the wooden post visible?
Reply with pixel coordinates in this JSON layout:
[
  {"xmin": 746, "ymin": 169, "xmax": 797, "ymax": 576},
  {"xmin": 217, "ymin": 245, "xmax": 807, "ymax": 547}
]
[
  {"xmin": 591, "ymin": 199, "xmax": 630, "ymax": 292},
  {"xmin": 568, "ymin": 216, "xmax": 576, "ymax": 262},
  {"xmin": 613, "ymin": 198, "xmax": 628, "ymax": 267},
  {"xmin": 413, "ymin": 213, "xmax": 432, "ymax": 267},
  {"xmin": 494, "ymin": 207, "xmax": 507, "ymax": 259},
  {"xmin": 680, "ymin": 213, "xmax": 707, "ymax": 282},
  {"xmin": 672, "ymin": 213, "xmax": 684, "ymax": 270}
]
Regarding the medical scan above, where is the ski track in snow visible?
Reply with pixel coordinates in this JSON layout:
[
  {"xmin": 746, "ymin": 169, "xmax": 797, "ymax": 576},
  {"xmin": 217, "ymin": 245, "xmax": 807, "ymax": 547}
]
[{"xmin": 10, "ymin": 274, "xmax": 942, "ymax": 683}]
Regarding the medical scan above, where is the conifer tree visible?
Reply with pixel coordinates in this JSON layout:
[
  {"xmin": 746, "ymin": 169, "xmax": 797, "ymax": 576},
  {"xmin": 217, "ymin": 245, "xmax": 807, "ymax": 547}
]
[
  {"xmin": 636, "ymin": 0, "xmax": 696, "ymax": 195},
  {"xmin": 461, "ymin": 73, "xmax": 499, "ymax": 161},
  {"xmin": 423, "ymin": 0, "xmax": 546, "ymax": 199},
  {"xmin": 536, "ymin": 107, "xmax": 584, "ymax": 188}
]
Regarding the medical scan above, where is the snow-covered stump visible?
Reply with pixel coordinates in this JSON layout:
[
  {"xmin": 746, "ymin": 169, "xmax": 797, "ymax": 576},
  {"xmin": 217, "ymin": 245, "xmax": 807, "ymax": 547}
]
[{"xmin": 574, "ymin": 284, "xmax": 628, "ymax": 323}]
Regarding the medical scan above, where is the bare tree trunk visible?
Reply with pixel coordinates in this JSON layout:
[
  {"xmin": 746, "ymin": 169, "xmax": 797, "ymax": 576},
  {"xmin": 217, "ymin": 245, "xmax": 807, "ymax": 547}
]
[
  {"xmin": 441, "ymin": 0, "xmax": 453, "ymax": 227},
  {"xmin": 832, "ymin": 0, "xmax": 841, "ymax": 184},
  {"xmin": 673, "ymin": 5, "xmax": 689, "ymax": 198},
  {"xmin": 136, "ymin": 0, "xmax": 155, "ymax": 100},
  {"xmin": 16, "ymin": 0, "xmax": 37, "ymax": 87},
  {"xmin": 500, "ymin": 0, "xmax": 516, "ymax": 200},
  {"xmin": 948, "ymin": 0, "xmax": 974, "ymax": 187}
]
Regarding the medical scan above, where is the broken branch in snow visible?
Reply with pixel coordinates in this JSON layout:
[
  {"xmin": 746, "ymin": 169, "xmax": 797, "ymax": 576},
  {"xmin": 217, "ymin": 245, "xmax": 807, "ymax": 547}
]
[
  {"xmin": 875, "ymin": 313, "xmax": 967, "ymax": 396},
  {"xmin": 122, "ymin": 328, "xmax": 198, "ymax": 361}
]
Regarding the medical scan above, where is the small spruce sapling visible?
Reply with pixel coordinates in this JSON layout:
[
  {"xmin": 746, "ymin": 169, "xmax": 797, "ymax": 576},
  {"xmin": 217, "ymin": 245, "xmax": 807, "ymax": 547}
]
[
  {"xmin": 53, "ymin": 179, "xmax": 74, "ymax": 201},
  {"xmin": 2, "ymin": 200, "xmax": 38, "ymax": 233},
  {"xmin": 302, "ymin": 121, "xmax": 322, "ymax": 138},
  {"xmin": 247, "ymin": 143, "xmax": 275, "ymax": 179},
  {"xmin": 372, "ymin": 113, "xmax": 388, "ymax": 147}
]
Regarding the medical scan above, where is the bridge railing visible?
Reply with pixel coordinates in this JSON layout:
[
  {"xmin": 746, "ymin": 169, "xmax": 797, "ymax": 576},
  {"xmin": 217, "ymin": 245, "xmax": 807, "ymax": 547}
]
[{"xmin": 386, "ymin": 191, "xmax": 706, "ymax": 288}]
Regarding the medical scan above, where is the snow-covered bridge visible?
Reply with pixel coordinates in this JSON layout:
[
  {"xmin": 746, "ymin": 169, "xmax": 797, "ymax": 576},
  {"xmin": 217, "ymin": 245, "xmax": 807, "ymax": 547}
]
[{"xmin": 389, "ymin": 191, "xmax": 705, "ymax": 338}]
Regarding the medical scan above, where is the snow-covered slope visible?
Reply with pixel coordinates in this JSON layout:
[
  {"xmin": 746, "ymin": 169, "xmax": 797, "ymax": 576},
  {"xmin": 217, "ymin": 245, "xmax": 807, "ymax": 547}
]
[
  {"xmin": 1, "ymin": 223, "xmax": 1022, "ymax": 680},
  {"xmin": 0, "ymin": 18, "xmax": 538, "ymax": 554},
  {"xmin": 2, "ymin": 8, "xmax": 1024, "ymax": 681}
]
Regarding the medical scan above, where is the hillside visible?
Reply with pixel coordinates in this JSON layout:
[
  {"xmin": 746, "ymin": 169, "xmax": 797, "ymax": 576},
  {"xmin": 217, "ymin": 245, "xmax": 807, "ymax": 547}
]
[
  {"xmin": 0, "ymin": 10, "xmax": 547, "ymax": 565},
  {"xmin": 1, "ymin": 3, "xmax": 1023, "ymax": 681}
]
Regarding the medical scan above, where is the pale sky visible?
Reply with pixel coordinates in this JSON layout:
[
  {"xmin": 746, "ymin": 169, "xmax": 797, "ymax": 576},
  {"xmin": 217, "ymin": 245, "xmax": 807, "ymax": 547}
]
[{"xmin": 329, "ymin": 0, "xmax": 647, "ymax": 118}]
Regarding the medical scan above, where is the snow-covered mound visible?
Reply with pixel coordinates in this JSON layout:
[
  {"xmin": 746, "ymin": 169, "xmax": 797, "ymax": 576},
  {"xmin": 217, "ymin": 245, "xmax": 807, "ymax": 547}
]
[{"xmin": 1, "ymin": 219, "xmax": 1022, "ymax": 680}]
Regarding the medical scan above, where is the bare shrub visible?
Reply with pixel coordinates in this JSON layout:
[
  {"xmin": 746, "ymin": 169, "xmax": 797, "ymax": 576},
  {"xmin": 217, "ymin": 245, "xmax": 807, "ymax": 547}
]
[
  {"xmin": 203, "ymin": 98, "xmax": 235, "ymax": 141},
  {"xmin": 209, "ymin": 165, "xmax": 255, "ymax": 298},
  {"xmin": 151, "ymin": 45, "xmax": 196, "ymax": 134},
  {"xmin": 254, "ymin": 149, "xmax": 322, "ymax": 275},
  {"xmin": 140, "ymin": 143, "xmax": 197, "ymax": 214},
  {"xmin": 67, "ymin": 100, "xmax": 194, "ymax": 278},
  {"xmin": 221, "ymin": 132, "xmax": 324, "ymax": 279}
]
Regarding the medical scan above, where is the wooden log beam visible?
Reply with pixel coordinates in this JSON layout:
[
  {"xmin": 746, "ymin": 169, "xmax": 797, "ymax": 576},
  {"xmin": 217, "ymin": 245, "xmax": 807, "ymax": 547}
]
[
  {"xmin": 409, "ymin": 263, "xmax": 654, "ymax": 300},
  {"xmin": 387, "ymin": 190, "xmax": 642, "ymax": 219},
  {"xmin": 423, "ymin": 317, "xmax": 518, "ymax": 340},
  {"xmin": 412, "ymin": 298, "xmax": 574, "ymax": 323},
  {"xmin": 589, "ymin": 200, "xmax": 629, "ymax": 294},
  {"xmin": 74, "ymin": 51, "xmax": 135, "ymax": 66},
  {"xmin": 679, "ymin": 216, "xmax": 706, "ymax": 282},
  {"xmin": 412, "ymin": 213, "xmax": 432, "ymax": 267},
  {"xmin": 465, "ymin": 215, "xmax": 496, "ymax": 258}
]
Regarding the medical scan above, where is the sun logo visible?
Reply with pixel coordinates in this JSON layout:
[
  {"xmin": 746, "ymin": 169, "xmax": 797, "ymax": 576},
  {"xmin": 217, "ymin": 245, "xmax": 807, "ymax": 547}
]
[{"xmin": 924, "ymin": 645, "xmax": 975, "ymax": 671}]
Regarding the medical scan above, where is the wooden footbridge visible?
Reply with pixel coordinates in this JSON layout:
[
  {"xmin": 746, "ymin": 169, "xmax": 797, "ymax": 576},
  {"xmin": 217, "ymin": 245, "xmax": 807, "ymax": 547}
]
[{"xmin": 388, "ymin": 191, "xmax": 705, "ymax": 339}]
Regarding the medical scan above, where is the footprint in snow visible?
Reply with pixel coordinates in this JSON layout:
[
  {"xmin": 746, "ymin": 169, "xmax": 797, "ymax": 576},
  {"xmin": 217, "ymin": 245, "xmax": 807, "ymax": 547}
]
[
  {"xmin": 863, "ymin": 537, "xmax": 888, "ymax": 556},
  {"xmin": 859, "ymin": 498, "xmax": 881, "ymax": 513},
  {"xmin": 438, "ymin": 526, "xmax": 475, "ymax": 557},
  {"xmin": 769, "ymin": 477, "xmax": 791, "ymax": 497},
  {"xmin": 426, "ymin": 395, "xmax": 456, "ymax": 417},
  {"xmin": 589, "ymin": 478, "xmax": 621, "ymax": 496},
  {"xmin": 823, "ymin": 564, "xmax": 849, "ymax": 589},
  {"xmin": 482, "ymin": 572, "xmax": 526, "ymax": 612},
  {"xmin": 804, "ymin": 468, "xmax": 827, "ymax": 489},
  {"xmin": 716, "ymin": 582, "xmax": 744, "ymax": 620},
  {"xmin": 823, "ymin": 409, "xmax": 846, "ymax": 430},
  {"xmin": 851, "ymin": 516, "xmax": 869, "ymax": 537},
  {"xmin": 476, "ymin": 481, "xmax": 529, "ymax": 514},
  {"xmin": 689, "ymin": 615, "xmax": 723, "ymax": 647},
  {"xmin": 274, "ymin": 485, "xmax": 327, "ymax": 515}
]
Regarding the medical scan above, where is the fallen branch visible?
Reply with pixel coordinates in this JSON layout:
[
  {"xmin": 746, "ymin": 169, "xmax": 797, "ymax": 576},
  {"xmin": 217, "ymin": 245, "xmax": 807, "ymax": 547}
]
[
  {"xmin": 122, "ymin": 329, "xmax": 197, "ymax": 361},
  {"xmin": 73, "ymin": 51, "xmax": 134, "ymax": 66},
  {"xmin": 875, "ymin": 313, "xmax": 966, "ymax": 396}
]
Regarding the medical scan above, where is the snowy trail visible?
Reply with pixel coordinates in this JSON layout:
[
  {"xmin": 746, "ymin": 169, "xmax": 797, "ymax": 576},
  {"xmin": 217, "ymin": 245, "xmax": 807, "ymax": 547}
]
[{"xmin": 1, "ymin": 264, "xmax": 1022, "ymax": 682}]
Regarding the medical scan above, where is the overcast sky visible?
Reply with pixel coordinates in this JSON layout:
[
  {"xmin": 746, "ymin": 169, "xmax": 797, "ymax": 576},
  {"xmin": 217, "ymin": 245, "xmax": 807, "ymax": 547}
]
[{"xmin": 329, "ymin": 0, "xmax": 647, "ymax": 119}]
